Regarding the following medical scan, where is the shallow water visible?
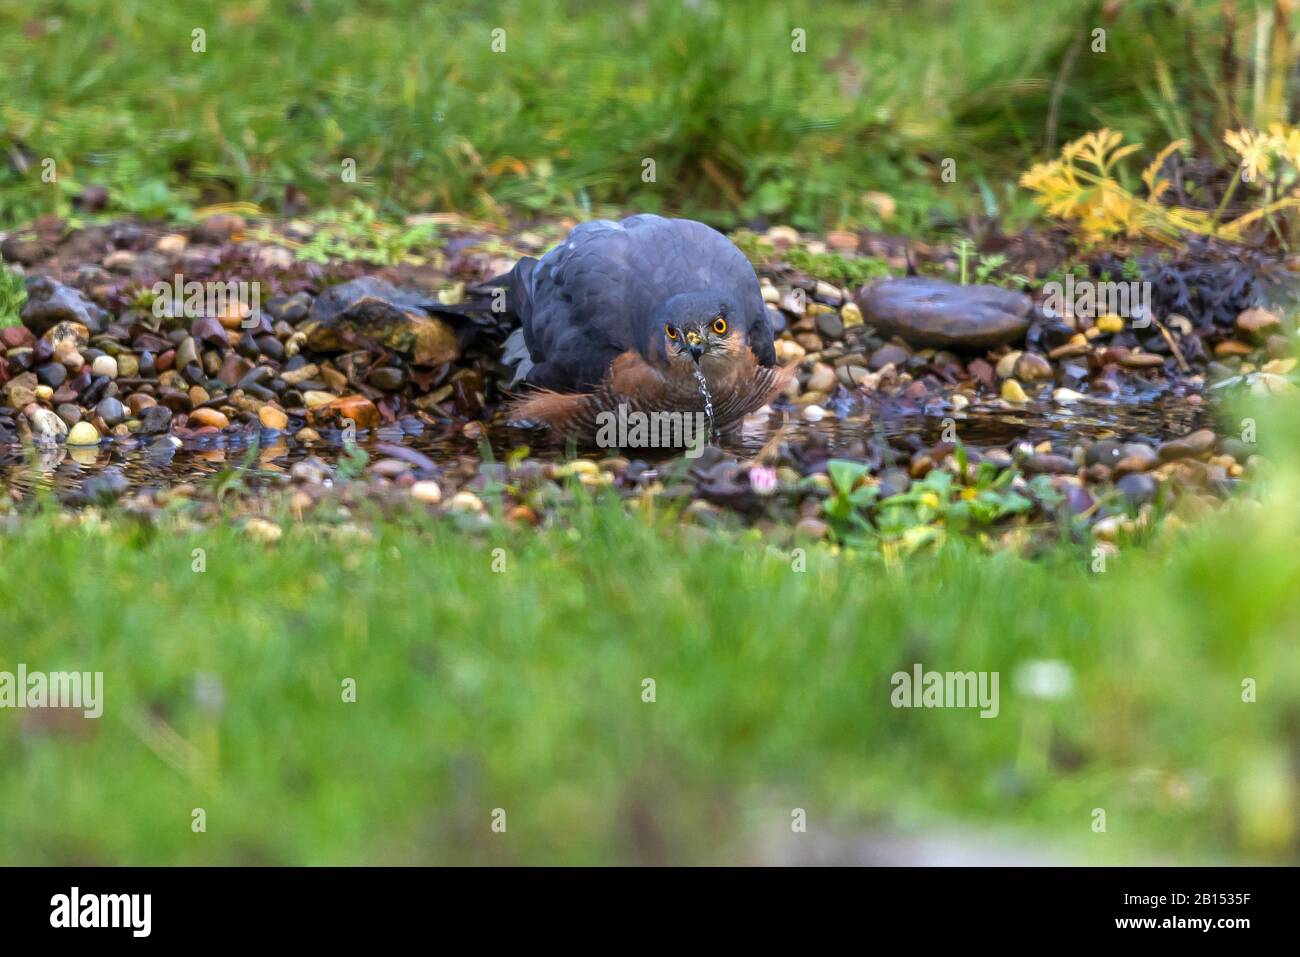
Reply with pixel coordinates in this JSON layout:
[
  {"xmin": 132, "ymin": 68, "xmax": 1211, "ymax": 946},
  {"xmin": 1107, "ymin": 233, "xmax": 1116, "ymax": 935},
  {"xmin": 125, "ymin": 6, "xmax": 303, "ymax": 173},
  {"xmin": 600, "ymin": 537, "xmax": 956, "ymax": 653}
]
[{"xmin": 0, "ymin": 387, "xmax": 1209, "ymax": 500}]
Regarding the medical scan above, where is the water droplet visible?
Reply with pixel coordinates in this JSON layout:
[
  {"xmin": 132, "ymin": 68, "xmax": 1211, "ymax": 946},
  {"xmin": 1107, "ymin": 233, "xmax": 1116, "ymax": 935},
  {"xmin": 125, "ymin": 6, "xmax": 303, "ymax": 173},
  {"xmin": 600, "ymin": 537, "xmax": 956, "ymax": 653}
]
[{"xmin": 692, "ymin": 368, "xmax": 714, "ymax": 440}]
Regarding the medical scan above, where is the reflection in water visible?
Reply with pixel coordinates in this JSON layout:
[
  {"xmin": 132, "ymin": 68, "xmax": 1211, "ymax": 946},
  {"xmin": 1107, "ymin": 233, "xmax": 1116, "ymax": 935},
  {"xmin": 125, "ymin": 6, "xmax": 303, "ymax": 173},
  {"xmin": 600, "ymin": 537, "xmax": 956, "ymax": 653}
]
[{"xmin": 0, "ymin": 389, "xmax": 1209, "ymax": 500}]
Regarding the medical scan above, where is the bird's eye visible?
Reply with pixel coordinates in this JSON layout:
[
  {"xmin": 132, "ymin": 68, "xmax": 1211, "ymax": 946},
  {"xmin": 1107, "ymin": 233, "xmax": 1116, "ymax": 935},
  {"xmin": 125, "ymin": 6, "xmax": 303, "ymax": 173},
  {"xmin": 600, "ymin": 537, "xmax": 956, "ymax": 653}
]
[
  {"xmin": 712, "ymin": 316, "xmax": 728, "ymax": 335},
  {"xmin": 665, "ymin": 325, "xmax": 678, "ymax": 340}
]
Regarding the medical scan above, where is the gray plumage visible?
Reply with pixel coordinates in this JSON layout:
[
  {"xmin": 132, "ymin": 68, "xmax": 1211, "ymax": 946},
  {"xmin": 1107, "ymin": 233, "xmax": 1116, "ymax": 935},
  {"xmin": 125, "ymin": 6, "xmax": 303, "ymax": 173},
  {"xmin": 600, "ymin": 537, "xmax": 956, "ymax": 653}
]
[
  {"xmin": 502, "ymin": 214, "xmax": 776, "ymax": 391},
  {"xmin": 501, "ymin": 327, "xmax": 534, "ymax": 385}
]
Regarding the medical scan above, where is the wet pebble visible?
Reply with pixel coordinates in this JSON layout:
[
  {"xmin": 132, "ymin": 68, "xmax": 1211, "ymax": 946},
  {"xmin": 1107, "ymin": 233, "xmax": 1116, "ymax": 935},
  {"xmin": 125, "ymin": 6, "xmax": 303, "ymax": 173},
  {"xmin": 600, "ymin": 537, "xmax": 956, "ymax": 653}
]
[
  {"xmin": 258, "ymin": 405, "xmax": 289, "ymax": 430},
  {"xmin": 188, "ymin": 408, "xmax": 230, "ymax": 430},
  {"xmin": 139, "ymin": 405, "xmax": 173, "ymax": 434},
  {"xmin": 411, "ymin": 481, "xmax": 443, "ymax": 505},
  {"xmin": 806, "ymin": 362, "xmax": 837, "ymax": 393},
  {"xmin": 1014, "ymin": 352, "xmax": 1053, "ymax": 382},
  {"xmin": 869, "ymin": 344, "xmax": 910, "ymax": 371},
  {"xmin": 1000, "ymin": 379, "xmax": 1029, "ymax": 403},
  {"xmin": 1236, "ymin": 308, "xmax": 1280, "ymax": 338},
  {"xmin": 368, "ymin": 366, "xmax": 405, "ymax": 391},
  {"xmin": 1052, "ymin": 387, "xmax": 1086, "ymax": 403},
  {"xmin": 814, "ymin": 310, "xmax": 844, "ymax": 341},
  {"xmin": 28, "ymin": 407, "xmax": 68, "ymax": 439},
  {"xmin": 1158, "ymin": 429, "xmax": 1216, "ymax": 461},
  {"xmin": 1086, "ymin": 440, "xmax": 1123, "ymax": 468},
  {"xmin": 1119, "ymin": 351, "xmax": 1164, "ymax": 370},
  {"xmin": 1115, "ymin": 443, "xmax": 1158, "ymax": 474},
  {"xmin": 1116, "ymin": 472, "xmax": 1157, "ymax": 506},
  {"xmin": 94, "ymin": 396, "xmax": 126, "ymax": 427},
  {"xmin": 291, "ymin": 458, "xmax": 332, "ymax": 485},
  {"xmin": 66, "ymin": 421, "xmax": 101, "ymax": 446},
  {"xmin": 175, "ymin": 337, "xmax": 200, "ymax": 370},
  {"xmin": 448, "ymin": 490, "xmax": 484, "ymax": 513},
  {"xmin": 91, "ymin": 354, "xmax": 118, "ymax": 379},
  {"xmin": 1024, "ymin": 453, "xmax": 1075, "ymax": 475},
  {"xmin": 36, "ymin": 362, "xmax": 67, "ymax": 389}
]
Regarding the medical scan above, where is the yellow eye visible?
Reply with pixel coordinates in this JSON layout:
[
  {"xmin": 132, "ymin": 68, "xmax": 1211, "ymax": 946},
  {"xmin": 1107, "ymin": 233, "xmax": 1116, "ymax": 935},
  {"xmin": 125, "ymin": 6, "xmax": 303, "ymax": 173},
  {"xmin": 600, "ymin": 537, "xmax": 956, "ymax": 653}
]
[
  {"xmin": 712, "ymin": 316, "xmax": 728, "ymax": 335},
  {"xmin": 665, "ymin": 325, "xmax": 678, "ymax": 340}
]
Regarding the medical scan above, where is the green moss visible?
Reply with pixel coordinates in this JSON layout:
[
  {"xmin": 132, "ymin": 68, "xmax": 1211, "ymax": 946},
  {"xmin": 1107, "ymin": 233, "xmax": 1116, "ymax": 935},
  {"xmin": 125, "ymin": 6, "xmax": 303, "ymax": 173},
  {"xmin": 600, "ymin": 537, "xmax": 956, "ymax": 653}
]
[{"xmin": 781, "ymin": 248, "xmax": 895, "ymax": 288}]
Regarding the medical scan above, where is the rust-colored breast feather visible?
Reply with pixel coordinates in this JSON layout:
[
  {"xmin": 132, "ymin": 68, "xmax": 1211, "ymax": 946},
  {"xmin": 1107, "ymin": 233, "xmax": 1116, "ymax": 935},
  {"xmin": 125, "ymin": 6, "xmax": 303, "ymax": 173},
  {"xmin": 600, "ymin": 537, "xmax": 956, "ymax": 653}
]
[{"xmin": 511, "ymin": 350, "xmax": 793, "ymax": 443}]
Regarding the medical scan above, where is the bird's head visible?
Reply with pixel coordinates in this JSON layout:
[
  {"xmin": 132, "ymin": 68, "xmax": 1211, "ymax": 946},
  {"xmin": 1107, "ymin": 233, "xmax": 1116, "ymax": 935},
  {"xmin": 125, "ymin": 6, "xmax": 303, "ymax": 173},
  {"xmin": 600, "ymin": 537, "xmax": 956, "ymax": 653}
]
[{"xmin": 654, "ymin": 291, "xmax": 747, "ymax": 373}]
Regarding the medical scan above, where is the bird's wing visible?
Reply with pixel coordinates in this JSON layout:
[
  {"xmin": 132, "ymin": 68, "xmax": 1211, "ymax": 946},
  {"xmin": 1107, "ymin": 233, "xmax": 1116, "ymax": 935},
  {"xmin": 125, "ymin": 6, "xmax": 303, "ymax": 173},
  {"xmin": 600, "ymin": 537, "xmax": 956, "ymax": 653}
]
[{"xmin": 522, "ymin": 218, "xmax": 663, "ymax": 390}]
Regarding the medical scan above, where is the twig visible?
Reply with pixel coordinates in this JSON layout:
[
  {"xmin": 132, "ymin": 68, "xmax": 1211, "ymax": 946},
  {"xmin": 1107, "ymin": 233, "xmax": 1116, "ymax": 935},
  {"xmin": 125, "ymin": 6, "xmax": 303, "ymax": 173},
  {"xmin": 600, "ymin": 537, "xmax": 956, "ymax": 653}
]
[{"xmin": 1152, "ymin": 316, "xmax": 1190, "ymax": 373}]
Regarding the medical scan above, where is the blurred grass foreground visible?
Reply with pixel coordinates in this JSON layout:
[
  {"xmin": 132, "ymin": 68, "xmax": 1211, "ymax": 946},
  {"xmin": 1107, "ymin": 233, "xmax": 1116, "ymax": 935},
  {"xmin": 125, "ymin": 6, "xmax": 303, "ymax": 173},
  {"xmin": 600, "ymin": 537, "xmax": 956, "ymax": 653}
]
[{"xmin": 1, "ymin": 399, "xmax": 1298, "ymax": 865}]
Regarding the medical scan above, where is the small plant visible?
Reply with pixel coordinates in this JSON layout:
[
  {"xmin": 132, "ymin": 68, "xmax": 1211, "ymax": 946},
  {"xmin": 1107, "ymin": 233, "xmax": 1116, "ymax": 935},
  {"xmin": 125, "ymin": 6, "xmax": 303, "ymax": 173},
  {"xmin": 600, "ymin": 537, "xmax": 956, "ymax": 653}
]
[
  {"xmin": 0, "ymin": 264, "xmax": 26, "ymax": 327},
  {"xmin": 1216, "ymin": 124, "xmax": 1300, "ymax": 236},
  {"xmin": 334, "ymin": 444, "xmax": 370, "ymax": 482},
  {"xmin": 953, "ymin": 241, "xmax": 1030, "ymax": 289},
  {"xmin": 955, "ymin": 238, "xmax": 974, "ymax": 285},
  {"xmin": 126, "ymin": 284, "xmax": 162, "ymax": 319},
  {"xmin": 822, "ymin": 450, "xmax": 1039, "ymax": 550},
  {"xmin": 1020, "ymin": 127, "xmax": 1300, "ymax": 245},
  {"xmin": 823, "ymin": 459, "xmax": 880, "ymax": 536},
  {"xmin": 971, "ymin": 252, "xmax": 1030, "ymax": 289}
]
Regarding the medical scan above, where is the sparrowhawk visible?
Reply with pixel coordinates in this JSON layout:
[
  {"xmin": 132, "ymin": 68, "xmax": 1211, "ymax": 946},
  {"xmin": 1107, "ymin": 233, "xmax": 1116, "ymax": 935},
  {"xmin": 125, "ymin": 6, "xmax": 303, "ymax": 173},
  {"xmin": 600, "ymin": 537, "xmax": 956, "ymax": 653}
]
[{"xmin": 500, "ymin": 215, "xmax": 791, "ymax": 442}]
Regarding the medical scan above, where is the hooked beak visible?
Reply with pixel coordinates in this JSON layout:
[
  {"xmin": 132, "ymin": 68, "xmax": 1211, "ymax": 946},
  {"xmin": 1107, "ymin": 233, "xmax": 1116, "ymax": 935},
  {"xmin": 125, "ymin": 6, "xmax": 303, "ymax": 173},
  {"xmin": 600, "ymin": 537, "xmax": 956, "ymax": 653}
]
[{"xmin": 685, "ymin": 331, "xmax": 704, "ymax": 363}]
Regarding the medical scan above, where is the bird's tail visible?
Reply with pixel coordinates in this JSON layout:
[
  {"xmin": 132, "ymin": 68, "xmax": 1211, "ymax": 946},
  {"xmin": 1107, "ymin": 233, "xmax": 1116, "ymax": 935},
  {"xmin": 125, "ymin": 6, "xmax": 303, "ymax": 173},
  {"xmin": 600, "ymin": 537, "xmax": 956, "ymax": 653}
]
[{"xmin": 469, "ymin": 256, "xmax": 536, "ymax": 313}]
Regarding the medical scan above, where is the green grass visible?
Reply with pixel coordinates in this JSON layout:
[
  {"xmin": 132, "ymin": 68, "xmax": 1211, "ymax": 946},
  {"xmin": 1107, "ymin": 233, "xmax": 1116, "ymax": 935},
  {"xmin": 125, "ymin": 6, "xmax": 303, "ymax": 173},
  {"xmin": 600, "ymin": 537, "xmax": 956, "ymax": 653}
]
[
  {"xmin": 5, "ymin": 0, "xmax": 1287, "ymax": 231},
  {"xmin": 1, "ymin": 465, "xmax": 1298, "ymax": 864},
  {"xmin": 0, "ymin": 262, "xmax": 24, "ymax": 326}
]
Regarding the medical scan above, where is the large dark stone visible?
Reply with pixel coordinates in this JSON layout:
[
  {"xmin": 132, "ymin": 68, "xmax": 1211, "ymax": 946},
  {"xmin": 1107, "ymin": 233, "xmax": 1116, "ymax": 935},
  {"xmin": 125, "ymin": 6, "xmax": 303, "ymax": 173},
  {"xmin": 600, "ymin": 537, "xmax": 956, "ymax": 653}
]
[
  {"xmin": 20, "ymin": 276, "xmax": 108, "ymax": 335},
  {"xmin": 305, "ymin": 277, "xmax": 459, "ymax": 366},
  {"xmin": 856, "ymin": 276, "xmax": 1031, "ymax": 350}
]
